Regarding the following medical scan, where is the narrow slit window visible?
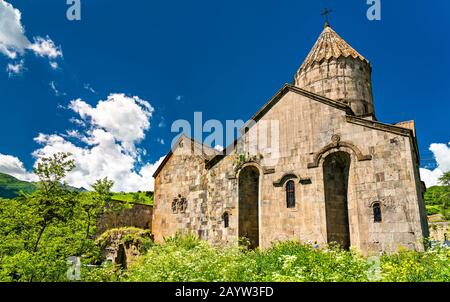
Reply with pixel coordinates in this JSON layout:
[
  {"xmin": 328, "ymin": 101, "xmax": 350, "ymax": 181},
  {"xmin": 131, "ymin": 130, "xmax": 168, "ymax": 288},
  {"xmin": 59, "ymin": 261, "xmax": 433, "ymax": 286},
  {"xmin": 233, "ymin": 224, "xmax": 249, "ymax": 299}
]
[
  {"xmin": 373, "ymin": 202, "xmax": 382, "ymax": 223},
  {"xmin": 286, "ymin": 180, "xmax": 296, "ymax": 208},
  {"xmin": 223, "ymin": 212, "xmax": 229, "ymax": 228}
]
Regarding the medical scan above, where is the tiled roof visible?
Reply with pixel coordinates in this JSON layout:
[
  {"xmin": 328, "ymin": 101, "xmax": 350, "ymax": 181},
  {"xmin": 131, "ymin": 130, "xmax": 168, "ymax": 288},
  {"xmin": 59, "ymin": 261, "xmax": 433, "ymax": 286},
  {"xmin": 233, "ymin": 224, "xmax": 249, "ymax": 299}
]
[{"xmin": 298, "ymin": 25, "xmax": 369, "ymax": 73}]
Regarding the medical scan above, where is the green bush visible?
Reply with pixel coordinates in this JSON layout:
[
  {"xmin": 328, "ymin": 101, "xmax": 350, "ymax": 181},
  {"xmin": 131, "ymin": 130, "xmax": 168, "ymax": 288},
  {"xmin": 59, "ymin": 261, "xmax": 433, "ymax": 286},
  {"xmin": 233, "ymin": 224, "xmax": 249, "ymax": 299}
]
[
  {"xmin": 115, "ymin": 235, "xmax": 450, "ymax": 282},
  {"xmin": 96, "ymin": 227, "xmax": 153, "ymax": 251},
  {"xmin": 81, "ymin": 262, "xmax": 121, "ymax": 282},
  {"xmin": 426, "ymin": 205, "xmax": 441, "ymax": 216},
  {"xmin": 121, "ymin": 234, "xmax": 256, "ymax": 282},
  {"xmin": 380, "ymin": 247, "xmax": 450, "ymax": 282}
]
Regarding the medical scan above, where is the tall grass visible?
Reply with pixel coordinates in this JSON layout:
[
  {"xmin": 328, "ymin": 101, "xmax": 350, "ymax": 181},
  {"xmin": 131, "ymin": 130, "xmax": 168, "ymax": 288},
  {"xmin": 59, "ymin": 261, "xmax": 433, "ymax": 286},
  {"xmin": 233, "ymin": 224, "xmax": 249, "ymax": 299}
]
[
  {"xmin": 111, "ymin": 234, "xmax": 450, "ymax": 282},
  {"xmin": 80, "ymin": 234, "xmax": 450, "ymax": 282}
]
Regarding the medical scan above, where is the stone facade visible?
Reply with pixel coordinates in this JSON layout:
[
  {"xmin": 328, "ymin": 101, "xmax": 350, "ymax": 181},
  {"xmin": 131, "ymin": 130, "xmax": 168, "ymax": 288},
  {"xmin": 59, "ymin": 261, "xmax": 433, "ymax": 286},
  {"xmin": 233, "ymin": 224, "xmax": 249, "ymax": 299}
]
[{"xmin": 152, "ymin": 24, "xmax": 429, "ymax": 255}]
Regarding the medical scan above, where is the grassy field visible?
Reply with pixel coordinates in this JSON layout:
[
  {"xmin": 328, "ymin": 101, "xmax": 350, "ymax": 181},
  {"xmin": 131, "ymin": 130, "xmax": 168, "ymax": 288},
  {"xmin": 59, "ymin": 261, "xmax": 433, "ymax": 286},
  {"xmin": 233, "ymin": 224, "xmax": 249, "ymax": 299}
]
[{"xmin": 111, "ymin": 191, "xmax": 154, "ymax": 205}]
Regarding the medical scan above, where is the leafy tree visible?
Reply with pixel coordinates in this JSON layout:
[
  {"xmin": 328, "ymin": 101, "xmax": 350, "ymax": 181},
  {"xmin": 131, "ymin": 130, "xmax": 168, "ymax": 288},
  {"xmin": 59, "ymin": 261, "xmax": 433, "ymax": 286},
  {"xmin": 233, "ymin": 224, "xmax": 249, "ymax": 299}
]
[
  {"xmin": 439, "ymin": 171, "xmax": 450, "ymax": 186},
  {"xmin": 438, "ymin": 171, "xmax": 450, "ymax": 219},
  {"xmin": 0, "ymin": 153, "xmax": 116, "ymax": 281},
  {"xmin": 31, "ymin": 153, "xmax": 77, "ymax": 253},
  {"xmin": 78, "ymin": 178, "xmax": 114, "ymax": 254}
]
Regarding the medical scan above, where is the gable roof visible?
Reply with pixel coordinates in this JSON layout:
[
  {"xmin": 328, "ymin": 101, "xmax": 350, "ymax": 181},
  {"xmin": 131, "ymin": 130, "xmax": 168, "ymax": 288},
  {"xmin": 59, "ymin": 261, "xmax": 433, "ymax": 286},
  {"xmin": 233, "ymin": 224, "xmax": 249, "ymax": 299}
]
[
  {"xmin": 204, "ymin": 84, "xmax": 355, "ymax": 169},
  {"xmin": 204, "ymin": 85, "xmax": 420, "ymax": 169},
  {"xmin": 152, "ymin": 134, "xmax": 220, "ymax": 178},
  {"xmin": 154, "ymin": 84, "xmax": 420, "ymax": 176},
  {"xmin": 346, "ymin": 115, "xmax": 420, "ymax": 162},
  {"xmin": 249, "ymin": 84, "xmax": 354, "ymax": 125}
]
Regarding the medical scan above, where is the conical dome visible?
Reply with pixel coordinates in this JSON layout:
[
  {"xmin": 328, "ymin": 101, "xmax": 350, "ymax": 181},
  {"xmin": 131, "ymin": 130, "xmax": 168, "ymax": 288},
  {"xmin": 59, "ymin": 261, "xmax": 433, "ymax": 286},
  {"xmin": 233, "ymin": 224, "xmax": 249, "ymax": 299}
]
[
  {"xmin": 298, "ymin": 25, "xmax": 369, "ymax": 73},
  {"xmin": 294, "ymin": 24, "xmax": 374, "ymax": 117}
]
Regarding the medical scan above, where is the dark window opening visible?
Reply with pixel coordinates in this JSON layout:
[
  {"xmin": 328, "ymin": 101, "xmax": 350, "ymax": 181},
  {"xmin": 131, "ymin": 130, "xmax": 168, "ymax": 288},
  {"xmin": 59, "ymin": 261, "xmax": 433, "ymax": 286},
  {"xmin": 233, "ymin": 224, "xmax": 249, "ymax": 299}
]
[
  {"xmin": 373, "ymin": 202, "xmax": 382, "ymax": 223},
  {"xmin": 363, "ymin": 104, "xmax": 369, "ymax": 114},
  {"xmin": 286, "ymin": 180, "xmax": 296, "ymax": 208},
  {"xmin": 179, "ymin": 198, "xmax": 188, "ymax": 213},
  {"xmin": 223, "ymin": 212, "xmax": 229, "ymax": 228},
  {"xmin": 172, "ymin": 197, "xmax": 188, "ymax": 214},
  {"xmin": 171, "ymin": 199, "xmax": 178, "ymax": 213}
]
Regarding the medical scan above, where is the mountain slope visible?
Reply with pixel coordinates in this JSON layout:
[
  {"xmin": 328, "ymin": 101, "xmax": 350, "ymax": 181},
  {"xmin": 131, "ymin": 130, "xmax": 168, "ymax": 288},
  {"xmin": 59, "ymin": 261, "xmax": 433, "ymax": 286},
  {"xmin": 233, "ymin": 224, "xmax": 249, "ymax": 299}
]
[{"xmin": 0, "ymin": 173, "xmax": 37, "ymax": 199}]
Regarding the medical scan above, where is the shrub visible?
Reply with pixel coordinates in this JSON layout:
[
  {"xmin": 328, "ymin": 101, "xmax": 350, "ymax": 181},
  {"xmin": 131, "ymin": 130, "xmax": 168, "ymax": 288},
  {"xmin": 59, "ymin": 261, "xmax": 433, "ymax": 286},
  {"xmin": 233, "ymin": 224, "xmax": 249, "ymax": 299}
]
[
  {"xmin": 380, "ymin": 247, "xmax": 450, "ymax": 282},
  {"xmin": 115, "ymin": 235, "xmax": 450, "ymax": 282}
]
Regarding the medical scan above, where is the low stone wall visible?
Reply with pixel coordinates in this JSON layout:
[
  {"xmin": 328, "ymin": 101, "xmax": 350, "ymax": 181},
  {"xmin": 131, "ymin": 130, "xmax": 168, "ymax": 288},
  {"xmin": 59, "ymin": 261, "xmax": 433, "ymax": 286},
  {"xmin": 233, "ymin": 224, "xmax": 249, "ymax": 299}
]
[
  {"xmin": 97, "ymin": 202, "xmax": 153, "ymax": 235},
  {"xmin": 429, "ymin": 222, "xmax": 450, "ymax": 241},
  {"xmin": 97, "ymin": 228, "xmax": 153, "ymax": 269}
]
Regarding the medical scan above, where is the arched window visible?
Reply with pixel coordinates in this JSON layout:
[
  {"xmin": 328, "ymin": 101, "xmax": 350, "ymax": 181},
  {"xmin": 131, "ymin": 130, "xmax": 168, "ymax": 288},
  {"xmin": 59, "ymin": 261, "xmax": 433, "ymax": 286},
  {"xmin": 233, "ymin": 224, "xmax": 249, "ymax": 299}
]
[
  {"xmin": 171, "ymin": 199, "xmax": 178, "ymax": 213},
  {"xmin": 223, "ymin": 212, "xmax": 229, "ymax": 228},
  {"xmin": 286, "ymin": 180, "xmax": 296, "ymax": 208},
  {"xmin": 373, "ymin": 202, "xmax": 382, "ymax": 223},
  {"xmin": 179, "ymin": 198, "xmax": 188, "ymax": 214}
]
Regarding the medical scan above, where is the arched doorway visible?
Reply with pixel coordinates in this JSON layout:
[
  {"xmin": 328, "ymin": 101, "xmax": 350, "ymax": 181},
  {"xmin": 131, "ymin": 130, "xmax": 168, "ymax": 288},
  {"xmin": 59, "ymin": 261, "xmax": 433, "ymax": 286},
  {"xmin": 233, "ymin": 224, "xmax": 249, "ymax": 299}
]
[
  {"xmin": 323, "ymin": 151, "xmax": 351, "ymax": 250},
  {"xmin": 238, "ymin": 166, "xmax": 260, "ymax": 249}
]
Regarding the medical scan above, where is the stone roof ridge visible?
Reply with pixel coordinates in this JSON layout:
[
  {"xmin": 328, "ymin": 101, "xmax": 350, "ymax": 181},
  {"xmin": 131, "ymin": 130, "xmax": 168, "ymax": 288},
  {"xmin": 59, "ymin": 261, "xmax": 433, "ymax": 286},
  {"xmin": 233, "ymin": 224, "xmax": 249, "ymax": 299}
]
[
  {"xmin": 170, "ymin": 134, "xmax": 222, "ymax": 160},
  {"xmin": 152, "ymin": 134, "xmax": 220, "ymax": 178}
]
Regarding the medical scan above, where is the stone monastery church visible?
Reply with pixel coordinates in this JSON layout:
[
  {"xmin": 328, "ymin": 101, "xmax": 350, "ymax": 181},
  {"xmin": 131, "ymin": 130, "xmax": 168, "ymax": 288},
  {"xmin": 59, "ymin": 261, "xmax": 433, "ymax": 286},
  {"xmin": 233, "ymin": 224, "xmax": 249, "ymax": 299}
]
[{"xmin": 152, "ymin": 22, "xmax": 429, "ymax": 254}]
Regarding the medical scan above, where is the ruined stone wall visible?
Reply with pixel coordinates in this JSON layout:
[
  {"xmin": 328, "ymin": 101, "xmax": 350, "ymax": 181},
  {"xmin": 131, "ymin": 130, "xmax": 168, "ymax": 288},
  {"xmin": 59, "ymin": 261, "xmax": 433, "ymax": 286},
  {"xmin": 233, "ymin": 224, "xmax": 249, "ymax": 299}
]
[
  {"xmin": 429, "ymin": 222, "xmax": 450, "ymax": 241},
  {"xmin": 97, "ymin": 202, "xmax": 153, "ymax": 235},
  {"xmin": 98, "ymin": 228, "xmax": 153, "ymax": 269},
  {"xmin": 295, "ymin": 57, "xmax": 374, "ymax": 116}
]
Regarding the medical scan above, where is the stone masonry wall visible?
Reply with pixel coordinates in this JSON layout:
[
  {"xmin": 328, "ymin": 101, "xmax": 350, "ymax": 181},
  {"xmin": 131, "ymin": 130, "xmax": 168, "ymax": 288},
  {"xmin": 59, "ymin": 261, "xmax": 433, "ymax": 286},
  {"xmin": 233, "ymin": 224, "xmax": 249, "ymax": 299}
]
[
  {"xmin": 233, "ymin": 90, "xmax": 428, "ymax": 253},
  {"xmin": 429, "ymin": 222, "xmax": 450, "ymax": 241},
  {"xmin": 152, "ymin": 88, "xmax": 428, "ymax": 255},
  {"xmin": 96, "ymin": 202, "xmax": 153, "ymax": 235},
  {"xmin": 295, "ymin": 57, "xmax": 374, "ymax": 116},
  {"xmin": 152, "ymin": 140, "xmax": 209, "ymax": 243}
]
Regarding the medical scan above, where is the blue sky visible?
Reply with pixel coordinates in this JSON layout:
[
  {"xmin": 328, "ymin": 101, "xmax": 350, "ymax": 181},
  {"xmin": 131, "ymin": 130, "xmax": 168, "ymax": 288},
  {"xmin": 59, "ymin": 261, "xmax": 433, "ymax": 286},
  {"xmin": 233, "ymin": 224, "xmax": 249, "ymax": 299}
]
[{"xmin": 0, "ymin": 0, "xmax": 449, "ymax": 190}]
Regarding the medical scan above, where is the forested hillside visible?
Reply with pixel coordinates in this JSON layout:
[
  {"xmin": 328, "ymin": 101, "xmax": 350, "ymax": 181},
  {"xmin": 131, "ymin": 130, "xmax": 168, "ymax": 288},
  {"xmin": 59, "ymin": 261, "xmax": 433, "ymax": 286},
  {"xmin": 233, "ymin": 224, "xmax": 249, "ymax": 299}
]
[{"xmin": 0, "ymin": 173, "xmax": 36, "ymax": 199}]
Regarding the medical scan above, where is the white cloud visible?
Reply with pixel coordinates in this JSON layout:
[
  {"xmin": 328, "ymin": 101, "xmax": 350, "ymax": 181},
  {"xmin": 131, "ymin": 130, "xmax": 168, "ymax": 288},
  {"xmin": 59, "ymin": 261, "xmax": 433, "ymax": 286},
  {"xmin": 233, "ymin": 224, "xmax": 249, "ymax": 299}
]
[
  {"xmin": 84, "ymin": 83, "xmax": 97, "ymax": 94},
  {"xmin": 420, "ymin": 143, "xmax": 450, "ymax": 188},
  {"xmin": 0, "ymin": 0, "xmax": 30, "ymax": 59},
  {"xmin": 49, "ymin": 81, "xmax": 66, "ymax": 97},
  {"xmin": 134, "ymin": 156, "xmax": 165, "ymax": 192},
  {"xmin": 157, "ymin": 138, "xmax": 165, "ymax": 145},
  {"xmin": 49, "ymin": 61, "xmax": 59, "ymax": 69},
  {"xmin": 6, "ymin": 59, "xmax": 24, "ymax": 76},
  {"xmin": 29, "ymin": 93, "xmax": 159, "ymax": 192},
  {"xmin": 1, "ymin": 93, "xmax": 164, "ymax": 192},
  {"xmin": 0, "ymin": 1, "xmax": 63, "ymax": 73},
  {"xmin": 69, "ymin": 94, "xmax": 154, "ymax": 153},
  {"xmin": 158, "ymin": 117, "xmax": 166, "ymax": 128},
  {"xmin": 0, "ymin": 153, "xmax": 37, "ymax": 181},
  {"xmin": 69, "ymin": 117, "xmax": 86, "ymax": 127},
  {"xmin": 29, "ymin": 36, "xmax": 63, "ymax": 59}
]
